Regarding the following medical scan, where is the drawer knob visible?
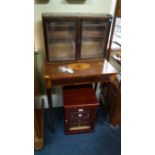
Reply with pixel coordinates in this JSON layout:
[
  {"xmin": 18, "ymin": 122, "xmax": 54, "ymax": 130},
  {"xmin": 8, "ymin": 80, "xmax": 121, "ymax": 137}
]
[
  {"xmin": 78, "ymin": 114, "xmax": 82, "ymax": 117},
  {"xmin": 78, "ymin": 109, "xmax": 84, "ymax": 112}
]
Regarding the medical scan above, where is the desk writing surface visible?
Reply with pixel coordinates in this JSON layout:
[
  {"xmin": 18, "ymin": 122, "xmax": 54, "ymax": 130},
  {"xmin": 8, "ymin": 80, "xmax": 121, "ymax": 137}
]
[
  {"xmin": 44, "ymin": 59, "xmax": 117, "ymax": 78},
  {"xmin": 44, "ymin": 59, "xmax": 118, "ymax": 86}
]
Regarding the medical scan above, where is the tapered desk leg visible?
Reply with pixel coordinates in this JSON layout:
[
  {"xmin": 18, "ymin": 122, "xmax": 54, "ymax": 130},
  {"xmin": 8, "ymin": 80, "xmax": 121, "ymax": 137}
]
[
  {"xmin": 94, "ymin": 83, "xmax": 98, "ymax": 91},
  {"xmin": 46, "ymin": 88, "xmax": 55, "ymax": 132},
  {"xmin": 44, "ymin": 75, "xmax": 55, "ymax": 132}
]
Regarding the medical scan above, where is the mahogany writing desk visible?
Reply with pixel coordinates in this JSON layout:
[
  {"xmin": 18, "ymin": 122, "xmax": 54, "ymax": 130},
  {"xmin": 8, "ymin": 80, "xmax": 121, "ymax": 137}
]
[{"xmin": 43, "ymin": 59, "xmax": 118, "ymax": 131}]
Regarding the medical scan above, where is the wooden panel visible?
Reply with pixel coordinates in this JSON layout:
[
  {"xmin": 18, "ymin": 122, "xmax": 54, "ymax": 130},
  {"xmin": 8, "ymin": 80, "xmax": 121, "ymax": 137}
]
[
  {"xmin": 101, "ymin": 78, "xmax": 121, "ymax": 126},
  {"xmin": 116, "ymin": 0, "xmax": 121, "ymax": 17},
  {"xmin": 34, "ymin": 100, "xmax": 45, "ymax": 150},
  {"xmin": 34, "ymin": 53, "xmax": 44, "ymax": 150},
  {"xmin": 63, "ymin": 84, "xmax": 98, "ymax": 107}
]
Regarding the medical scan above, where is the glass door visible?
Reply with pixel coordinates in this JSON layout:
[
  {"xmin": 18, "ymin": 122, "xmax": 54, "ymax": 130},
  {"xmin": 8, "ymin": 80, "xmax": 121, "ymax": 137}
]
[
  {"xmin": 81, "ymin": 20, "xmax": 110, "ymax": 59},
  {"xmin": 46, "ymin": 21, "xmax": 76, "ymax": 61}
]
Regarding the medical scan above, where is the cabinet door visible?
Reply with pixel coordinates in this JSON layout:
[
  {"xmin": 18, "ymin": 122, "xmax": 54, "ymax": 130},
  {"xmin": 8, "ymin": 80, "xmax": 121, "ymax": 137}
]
[
  {"xmin": 81, "ymin": 20, "xmax": 111, "ymax": 59},
  {"xmin": 45, "ymin": 21, "xmax": 76, "ymax": 61}
]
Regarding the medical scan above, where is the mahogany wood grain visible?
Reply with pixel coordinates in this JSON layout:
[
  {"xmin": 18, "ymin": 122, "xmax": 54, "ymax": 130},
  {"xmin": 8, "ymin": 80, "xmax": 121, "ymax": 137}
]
[
  {"xmin": 42, "ymin": 13, "xmax": 112, "ymax": 20},
  {"xmin": 63, "ymin": 85, "xmax": 99, "ymax": 134},
  {"xmin": 43, "ymin": 59, "xmax": 118, "ymax": 86},
  {"xmin": 63, "ymin": 85, "xmax": 99, "ymax": 107}
]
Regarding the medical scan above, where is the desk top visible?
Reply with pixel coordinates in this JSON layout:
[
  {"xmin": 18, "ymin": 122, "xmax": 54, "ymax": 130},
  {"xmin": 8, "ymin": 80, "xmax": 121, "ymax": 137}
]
[{"xmin": 43, "ymin": 59, "xmax": 118, "ymax": 86}]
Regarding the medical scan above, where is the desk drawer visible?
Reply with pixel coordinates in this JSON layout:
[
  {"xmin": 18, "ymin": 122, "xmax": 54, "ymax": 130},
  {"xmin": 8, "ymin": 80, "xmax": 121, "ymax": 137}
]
[{"xmin": 53, "ymin": 75, "xmax": 110, "ymax": 86}]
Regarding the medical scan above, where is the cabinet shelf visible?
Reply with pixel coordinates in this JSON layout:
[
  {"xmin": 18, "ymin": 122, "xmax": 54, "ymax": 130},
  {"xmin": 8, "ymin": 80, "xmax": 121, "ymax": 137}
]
[
  {"xmin": 82, "ymin": 37, "xmax": 105, "ymax": 41},
  {"xmin": 48, "ymin": 31, "xmax": 75, "ymax": 38},
  {"xmin": 48, "ymin": 38, "xmax": 75, "ymax": 43}
]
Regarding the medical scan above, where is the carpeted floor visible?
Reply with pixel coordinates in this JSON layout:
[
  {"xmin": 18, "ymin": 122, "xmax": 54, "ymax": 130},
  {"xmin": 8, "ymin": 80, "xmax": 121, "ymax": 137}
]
[{"xmin": 35, "ymin": 107, "xmax": 121, "ymax": 155}]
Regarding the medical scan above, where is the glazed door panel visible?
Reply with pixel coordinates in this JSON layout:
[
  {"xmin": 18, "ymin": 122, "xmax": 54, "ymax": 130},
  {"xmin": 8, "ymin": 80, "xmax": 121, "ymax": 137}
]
[
  {"xmin": 81, "ymin": 20, "xmax": 110, "ymax": 59},
  {"xmin": 46, "ymin": 21, "xmax": 76, "ymax": 61},
  {"xmin": 42, "ymin": 14, "xmax": 112, "ymax": 62}
]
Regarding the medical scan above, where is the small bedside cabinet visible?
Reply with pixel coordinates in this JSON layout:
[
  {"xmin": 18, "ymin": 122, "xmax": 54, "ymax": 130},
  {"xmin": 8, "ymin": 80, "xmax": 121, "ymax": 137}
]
[{"xmin": 63, "ymin": 85, "xmax": 99, "ymax": 134}]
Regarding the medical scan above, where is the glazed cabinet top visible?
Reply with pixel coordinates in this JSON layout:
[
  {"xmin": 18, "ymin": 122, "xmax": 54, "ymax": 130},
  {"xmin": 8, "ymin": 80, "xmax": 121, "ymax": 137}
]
[{"xmin": 42, "ymin": 13, "xmax": 112, "ymax": 63}]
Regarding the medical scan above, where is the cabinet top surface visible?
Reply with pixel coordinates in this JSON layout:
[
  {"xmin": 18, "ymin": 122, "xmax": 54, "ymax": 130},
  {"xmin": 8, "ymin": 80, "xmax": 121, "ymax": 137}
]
[
  {"xmin": 42, "ymin": 13, "xmax": 112, "ymax": 19},
  {"xmin": 63, "ymin": 85, "xmax": 99, "ymax": 107},
  {"xmin": 44, "ymin": 59, "xmax": 118, "ymax": 81}
]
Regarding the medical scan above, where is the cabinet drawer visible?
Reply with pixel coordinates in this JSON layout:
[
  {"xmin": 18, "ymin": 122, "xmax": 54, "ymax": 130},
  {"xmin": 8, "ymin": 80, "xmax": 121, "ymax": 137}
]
[
  {"xmin": 69, "ymin": 122, "xmax": 91, "ymax": 132},
  {"xmin": 70, "ymin": 117, "xmax": 91, "ymax": 124},
  {"xmin": 69, "ymin": 122, "xmax": 91, "ymax": 128},
  {"xmin": 66, "ymin": 108, "xmax": 89, "ymax": 113},
  {"xmin": 70, "ymin": 111, "xmax": 90, "ymax": 119},
  {"xmin": 70, "ymin": 111, "xmax": 91, "ymax": 123}
]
